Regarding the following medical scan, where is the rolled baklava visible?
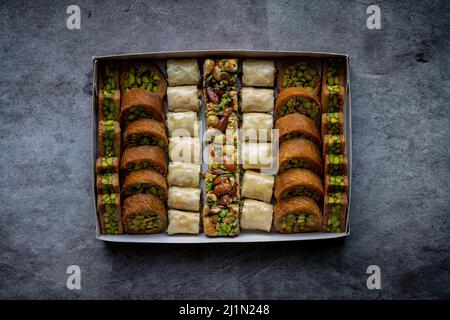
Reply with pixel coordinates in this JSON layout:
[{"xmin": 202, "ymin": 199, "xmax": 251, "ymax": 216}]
[
  {"xmin": 325, "ymin": 175, "xmax": 349, "ymax": 193},
  {"xmin": 98, "ymin": 63, "xmax": 120, "ymax": 121},
  {"xmin": 122, "ymin": 169, "xmax": 168, "ymax": 200},
  {"xmin": 240, "ymin": 199, "xmax": 273, "ymax": 232},
  {"xmin": 273, "ymin": 196, "xmax": 322, "ymax": 233},
  {"xmin": 242, "ymin": 142, "xmax": 273, "ymax": 170},
  {"xmin": 167, "ymin": 162, "xmax": 201, "ymax": 188},
  {"xmin": 122, "ymin": 118, "xmax": 168, "ymax": 149},
  {"xmin": 278, "ymin": 58, "xmax": 321, "ymax": 95},
  {"xmin": 274, "ymin": 168, "xmax": 323, "ymax": 202},
  {"xmin": 97, "ymin": 193, "xmax": 123, "ymax": 235},
  {"xmin": 241, "ymin": 170, "xmax": 274, "ymax": 203},
  {"xmin": 278, "ymin": 138, "xmax": 322, "ymax": 175},
  {"xmin": 275, "ymin": 87, "xmax": 321, "ymax": 123},
  {"xmin": 321, "ymin": 58, "xmax": 345, "ymax": 113},
  {"xmin": 167, "ymin": 186, "xmax": 201, "ymax": 212},
  {"xmin": 324, "ymin": 154, "xmax": 348, "ymax": 176},
  {"xmin": 96, "ymin": 173, "xmax": 120, "ymax": 194},
  {"xmin": 121, "ymin": 61, "xmax": 167, "ymax": 98},
  {"xmin": 95, "ymin": 157, "xmax": 119, "ymax": 174},
  {"xmin": 275, "ymin": 113, "xmax": 321, "ymax": 147},
  {"xmin": 167, "ymin": 111, "xmax": 199, "ymax": 137},
  {"xmin": 242, "ymin": 59, "xmax": 276, "ymax": 87},
  {"xmin": 205, "ymin": 171, "xmax": 239, "ymax": 207},
  {"xmin": 203, "ymin": 203, "xmax": 240, "ymax": 237},
  {"xmin": 323, "ymin": 192, "xmax": 348, "ymax": 233},
  {"xmin": 98, "ymin": 120, "xmax": 121, "ymax": 157},
  {"xmin": 321, "ymin": 112, "xmax": 344, "ymax": 137},
  {"xmin": 323, "ymin": 134, "xmax": 346, "ymax": 155},
  {"xmin": 240, "ymin": 87, "xmax": 274, "ymax": 113},
  {"xmin": 167, "ymin": 209, "xmax": 200, "ymax": 235},
  {"xmin": 122, "ymin": 194, "xmax": 167, "ymax": 234},
  {"xmin": 167, "ymin": 86, "xmax": 201, "ymax": 112},
  {"xmin": 242, "ymin": 113, "xmax": 273, "ymax": 142},
  {"xmin": 203, "ymin": 58, "xmax": 238, "ymax": 89},
  {"xmin": 120, "ymin": 146, "xmax": 167, "ymax": 175},
  {"xmin": 168, "ymin": 137, "xmax": 202, "ymax": 164},
  {"xmin": 166, "ymin": 59, "xmax": 200, "ymax": 86},
  {"xmin": 121, "ymin": 88, "xmax": 164, "ymax": 124}
]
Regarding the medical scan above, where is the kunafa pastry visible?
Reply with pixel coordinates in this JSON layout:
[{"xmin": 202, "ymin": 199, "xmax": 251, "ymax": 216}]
[
  {"xmin": 275, "ymin": 87, "xmax": 321, "ymax": 123},
  {"xmin": 321, "ymin": 58, "xmax": 345, "ymax": 113},
  {"xmin": 274, "ymin": 168, "xmax": 323, "ymax": 202},
  {"xmin": 95, "ymin": 157, "xmax": 119, "ymax": 174},
  {"xmin": 325, "ymin": 175, "xmax": 349, "ymax": 193},
  {"xmin": 121, "ymin": 62, "xmax": 167, "ymax": 98},
  {"xmin": 167, "ymin": 86, "xmax": 201, "ymax": 112},
  {"xmin": 278, "ymin": 138, "xmax": 322, "ymax": 174},
  {"xmin": 242, "ymin": 142, "xmax": 273, "ymax": 169},
  {"xmin": 98, "ymin": 120, "xmax": 121, "ymax": 157},
  {"xmin": 324, "ymin": 154, "xmax": 348, "ymax": 176},
  {"xmin": 240, "ymin": 87, "xmax": 274, "ymax": 113},
  {"xmin": 242, "ymin": 59, "xmax": 276, "ymax": 87},
  {"xmin": 277, "ymin": 58, "xmax": 321, "ymax": 95},
  {"xmin": 96, "ymin": 173, "xmax": 120, "ymax": 194},
  {"xmin": 167, "ymin": 186, "xmax": 201, "ymax": 212},
  {"xmin": 275, "ymin": 113, "xmax": 321, "ymax": 146},
  {"xmin": 273, "ymin": 196, "xmax": 322, "ymax": 233},
  {"xmin": 205, "ymin": 171, "xmax": 239, "ymax": 207},
  {"xmin": 166, "ymin": 59, "xmax": 200, "ymax": 86},
  {"xmin": 122, "ymin": 169, "xmax": 168, "ymax": 200},
  {"xmin": 121, "ymin": 88, "xmax": 164, "ymax": 124},
  {"xmin": 122, "ymin": 118, "xmax": 168, "ymax": 149},
  {"xmin": 240, "ymin": 199, "xmax": 273, "ymax": 232},
  {"xmin": 97, "ymin": 193, "xmax": 123, "ymax": 235},
  {"xmin": 241, "ymin": 170, "xmax": 274, "ymax": 203},
  {"xmin": 322, "ymin": 192, "xmax": 348, "ymax": 233},
  {"xmin": 167, "ymin": 111, "xmax": 199, "ymax": 137},
  {"xmin": 203, "ymin": 58, "xmax": 238, "ymax": 89},
  {"xmin": 323, "ymin": 134, "xmax": 346, "ymax": 155},
  {"xmin": 98, "ymin": 63, "xmax": 120, "ymax": 121},
  {"xmin": 203, "ymin": 203, "xmax": 240, "ymax": 237},
  {"xmin": 120, "ymin": 146, "xmax": 167, "ymax": 175},
  {"xmin": 168, "ymin": 137, "xmax": 202, "ymax": 164},
  {"xmin": 167, "ymin": 162, "xmax": 201, "ymax": 188},
  {"xmin": 167, "ymin": 209, "xmax": 200, "ymax": 235},
  {"xmin": 321, "ymin": 112, "xmax": 344, "ymax": 137},
  {"xmin": 242, "ymin": 113, "xmax": 273, "ymax": 142},
  {"xmin": 122, "ymin": 194, "xmax": 167, "ymax": 234}
]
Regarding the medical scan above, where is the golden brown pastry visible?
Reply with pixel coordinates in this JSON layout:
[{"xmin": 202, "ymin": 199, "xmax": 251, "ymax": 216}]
[
  {"xmin": 321, "ymin": 112, "xmax": 344, "ymax": 138},
  {"xmin": 278, "ymin": 138, "xmax": 322, "ymax": 175},
  {"xmin": 96, "ymin": 173, "xmax": 120, "ymax": 194},
  {"xmin": 120, "ymin": 61, "xmax": 167, "ymax": 98},
  {"xmin": 122, "ymin": 169, "xmax": 168, "ymax": 201},
  {"xmin": 120, "ymin": 146, "xmax": 167, "ymax": 175},
  {"xmin": 273, "ymin": 196, "xmax": 322, "ymax": 233},
  {"xmin": 97, "ymin": 193, "xmax": 123, "ymax": 235},
  {"xmin": 122, "ymin": 118, "xmax": 168, "ymax": 150},
  {"xmin": 321, "ymin": 58, "xmax": 345, "ymax": 113},
  {"xmin": 275, "ymin": 113, "xmax": 321, "ymax": 147},
  {"xmin": 325, "ymin": 175, "xmax": 349, "ymax": 193},
  {"xmin": 98, "ymin": 120, "xmax": 121, "ymax": 157},
  {"xmin": 95, "ymin": 157, "xmax": 119, "ymax": 174},
  {"xmin": 98, "ymin": 63, "xmax": 120, "ymax": 121},
  {"xmin": 277, "ymin": 58, "xmax": 321, "ymax": 95},
  {"xmin": 323, "ymin": 134, "xmax": 346, "ymax": 155},
  {"xmin": 121, "ymin": 88, "xmax": 164, "ymax": 124},
  {"xmin": 324, "ymin": 154, "xmax": 348, "ymax": 176},
  {"xmin": 274, "ymin": 168, "xmax": 324, "ymax": 202},
  {"xmin": 322, "ymin": 192, "xmax": 348, "ymax": 233},
  {"xmin": 275, "ymin": 87, "xmax": 321, "ymax": 123},
  {"xmin": 122, "ymin": 194, "xmax": 167, "ymax": 234}
]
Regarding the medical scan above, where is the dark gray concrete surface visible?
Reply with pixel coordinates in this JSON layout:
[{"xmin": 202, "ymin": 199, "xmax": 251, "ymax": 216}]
[{"xmin": 0, "ymin": 0, "xmax": 449, "ymax": 299}]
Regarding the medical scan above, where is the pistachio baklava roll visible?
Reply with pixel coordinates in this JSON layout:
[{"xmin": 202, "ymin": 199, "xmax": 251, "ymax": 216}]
[
  {"xmin": 166, "ymin": 59, "xmax": 200, "ymax": 86},
  {"xmin": 98, "ymin": 63, "xmax": 120, "ymax": 121},
  {"xmin": 321, "ymin": 112, "xmax": 344, "ymax": 137},
  {"xmin": 123, "ymin": 118, "xmax": 168, "ymax": 149},
  {"xmin": 323, "ymin": 134, "xmax": 346, "ymax": 155},
  {"xmin": 122, "ymin": 169, "xmax": 168, "ymax": 200},
  {"xmin": 325, "ymin": 175, "xmax": 349, "ymax": 193},
  {"xmin": 95, "ymin": 157, "xmax": 119, "ymax": 174},
  {"xmin": 167, "ymin": 86, "xmax": 201, "ymax": 112},
  {"xmin": 120, "ymin": 146, "xmax": 167, "ymax": 175},
  {"xmin": 242, "ymin": 113, "xmax": 273, "ymax": 142},
  {"xmin": 324, "ymin": 154, "xmax": 348, "ymax": 176},
  {"xmin": 242, "ymin": 59, "xmax": 276, "ymax": 87},
  {"xmin": 96, "ymin": 173, "xmax": 120, "ymax": 194},
  {"xmin": 122, "ymin": 194, "xmax": 167, "ymax": 234},
  {"xmin": 273, "ymin": 196, "xmax": 322, "ymax": 233},
  {"xmin": 321, "ymin": 58, "xmax": 345, "ymax": 113},
  {"xmin": 168, "ymin": 137, "xmax": 202, "ymax": 164},
  {"xmin": 97, "ymin": 193, "xmax": 123, "ymax": 235},
  {"xmin": 240, "ymin": 199, "xmax": 273, "ymax": 232},
  {"xmin": 241, "ymin": 142, "xmax": 273, "ymax": 170},
  {"xmin": 167, "ymin": 209, "xmax": 200, "ymax": 235},
  {"xmin": 277, "ymin": 58, "xmax": 321, "ymax": 95},
  {"xmin": 240, "ymin": 87, "xmax": 274, "ymax": 113},
  {"xmin": 275, "ymin": 87, "xmax": 321, "ymax": 123},
  {"xmin": 167, "ymin": 186, "xmax": 201, "ymax": 212},
  {"xmin": 203, "ymin": 203, "xmax": 240, "ymax": 237},
  {"xmin": 203, "ymin": 58, "xmax": 238, "ymax": 89},
  {"xmin": 167, "ymin": 111, "xmax": 199, "ymax": 137},
  {"xmin": 204, "ymin": 87, "xmax": 238, "ymax": 133},
  {"xmin": 241, "ymin": 170, "xmax": 274, "ymax": 203},
  {"xmin": 274, "ymin": 168, "xmax": 324, "ymax": 202},
  {"xmin": 278, "ymin": 138, "xmax": 322, "ymax": 175},
  {"xmin": 98, "ymin": 120, "xmax": 121, "ymax": 157},
  {"xmin": 275, "ymin": 113, "xmax": 321, "ymax": 147},
  {"xmin": 205, "ymin": 171, "xmax": 239, "ymax": 207},
  {"xmin": 121, "ymin": 61, "xmax": 167, "ymax": 98},
  {"xmin": 121, "ymin": 88, "xmax": 164, "ymax": 124},
  {"xmin": 167, "ymin": 162, "xmax": 201, "ymax": 188},
  {"xmin": 323, "ymin": 192, "xmax": 348, "ymax": 233}
]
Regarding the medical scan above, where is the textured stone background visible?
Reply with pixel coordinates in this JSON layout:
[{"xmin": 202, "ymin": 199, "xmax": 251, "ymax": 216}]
[{"xmin": 0, "ymin": 0, "xmax": 449, "ymax": 299}]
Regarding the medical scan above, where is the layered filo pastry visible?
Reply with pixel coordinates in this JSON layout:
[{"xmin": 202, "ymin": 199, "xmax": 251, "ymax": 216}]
[
  {"xmin": 167, "ymin": 86, "xmax": 201, "ymax": 112},
  {"xmin": 277, "ymin": 58, "xmax": 321, "ymax": 95},
  {"xmin": 98, "ymin": 63, "xmax": 120, "ymax": 121},
  {"xmin": 325, "ymin": 175, "xmax": 349, "ymax": 194},
  {"xmin": 122, "ymin": 194, "xmax": 167, "ymax": 234},
  {"xmin": 167, "ymin": 209, "xmax": 200, "ymax": 235},
  {"xmin": 275, "ymin": 113, "xmax": 321, "ymax": 146},
  {"xmin": 97, "ymin": 193, "xmax": 123, "ymax": 235},
  {"xmin": 321, "ymin": 112, "xmax": 344, "ymax": 137},
  {"xmin": 205, "ymin": 170, "xmax": 239, "ymax": 207},
  {"xmin": 274, "ymin": 168, "xmax": 324, "ymax": 202},
  {"xmin": 166, "ymin": 59, "xmax": 200, "ymax": 86},
  {"xmin": 278, "ymin": 138, "xmax": 322, "ymax": 175},
  {"xmin": 325, "ymin": 154, "xmax": 348, "ymax": 176},
  {"xmin": 275, "ymin": 87, "xmax": 321, "ymax": 123},
  {"xmin": 241, "ymin": 142, "xmax": 273, "ymax": 170},
  {"xmin": 96, "ymin": 173, "xmax": 120, "ymax": 194},
  {"xmin": 323, "ymin": 134, "xmax": 346, "ymax": 155},
  {"xmin": 322, "ymin": 192, "xmax": 348, "ymax": 233},
  {"xmin": 242, "ymin": 113, "xmax": 273, "ymax": 142},
  {"xmin": 240, "ymin": 199, "xmax": 273, "ymax": 232},
  {"xmin": 168, "ymin": 137, "xmax": 202, "ymax": 164},
  {"xmin": 241, "ymin": 170, "xmax": 274, "ymax": 203},
  {"xmin": 98, "ymin": 120, "xmax": 121, "ymax": 157},
  {"xmin": 120, "ymin": 146, "xmax": 167, "ymax": 175},
  {"xmin": 321, "ymin": 58, "xmax": 345, "ymax": 113},
  {"xmin": 122, "ymin": 169, "xmax": 168, "ymax": 201},
  {"xmin": 167, "ymin": 162, "xmax": 201, "ymax": 188},
  {"xmin": 242, "ymin": 59, "xmax": 276, "ymax": 87},
  {"xmin": 274, "ymin": 196, "xmax": 322, "ymax": 234},
  {"xmin": 167, "ymin": 111, "xmax": 199, "ymax": 137},
  {"xmin": 167, "ymin": 186, "xmax": 201, "ymax": 212},
  {"xmin": 122, "ymin": 118, "xmax": 168, "ymax": 149},
  {"xmin": 240, "ymin": 87, "xmax": 274, "ymax": 113},
  {"xmin": 95, "ymin": 157, "xmax": 119, "ymax": 174},
  {"xmin": 203, "ymin": 203, "xmax": 240, "ymax": 237},
  {"xmin": 203, "ymin": 58, "xmax": 238, "ymax": 89}
]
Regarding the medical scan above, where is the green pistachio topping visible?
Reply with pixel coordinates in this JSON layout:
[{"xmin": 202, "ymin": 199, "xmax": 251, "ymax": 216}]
[
  {"xmin": 282, "ymin": 61, "xmax": 318, "ymax": 92},
  {"xmin": 328, "ymin": 154, "xmax": 345, "ymax": 175},
  {"xmin": 126, "ymin": 134, "xmax": 165, "ymax": 148},
  {"xmin": 126, "ymin": 211, "xmax": 164, "ymax": 234},
  {"xmin": 125, "ymin": 106, "xmax": 157, "ymax": 123},
  {"xmin": 279, "ymin": 96, "xmax": 320, "ymax": 122},
  {"xmin": 280, "ymin": 212, "xmax": 317, "ymax": 233},
  {"xmin": 124, "ymin": 183, "xmax": 164, "ymax": 199},
  {"xmin": 123, "ymin": 65, "xmax": 160, "ymax": 93},
  {"xmin": 327, "ymin": 135, "xmax": 344, "ymax": 154},
  {"xmin": 126, "ymin": 162, "xmax": 159, "ymax": 174},
  {"xmin": 325, "ymin": 112, "xmax": 342, "ymax": 135},
  {"xmin": 102, "ymin": 65, "xmax": 117, "ymax": 120},
  {"xmin": 328, "ymin": 176, "xmax": 346, "ymax": 192},
  {"xmin": 281, "ymin": 185, "xmax": 321, "ymax": 201}
]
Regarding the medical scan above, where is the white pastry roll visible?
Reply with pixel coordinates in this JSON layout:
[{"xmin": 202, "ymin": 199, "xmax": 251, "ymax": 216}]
[
  {"xmin": 240, "ymin": 199, "xmax": 273, "ymax": 232},
  {"xmin": 167, "ymin": 86, "xmax": 200, "ymax": 112},
  {"xmin": 167, "ymin": 209, "xmax": 200, "ymax": 235},
  {"xmin": 242, "ymin": 142, "xmax": 273, "ymax": 169},
  {"xmin": 242, "ymin": 113, "xmax": 273, "ymax": 142},
  {"xmin": 242, "ymin": 59, "xmax": 276, "ymax": 87},
  {"xmin": 241, "ymin": 170, "xmax": 274, "ymax": 202},
  {"xmin": 168, "ymin": 137, "xmax": 202, "ymax": 163},
  {"xmin": 168, "ymin": 187, "xmax": 201, "ymax": 212},
  {"xmin": 240, "ymin": 88, "xmax": 274, "ymax": 113},
  {"xmin": 167, "ymin": 162, "xmax": 201, "ymax": 187},
  {"xmin": 167, "ymin": 111, "xmax": 199, "ymax": 137},
  {"xmin": 166, "ymin": 59, "xmax": 200, "ymax": 86}
]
